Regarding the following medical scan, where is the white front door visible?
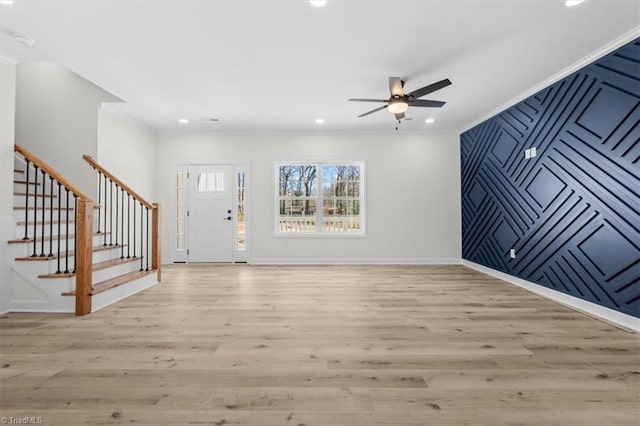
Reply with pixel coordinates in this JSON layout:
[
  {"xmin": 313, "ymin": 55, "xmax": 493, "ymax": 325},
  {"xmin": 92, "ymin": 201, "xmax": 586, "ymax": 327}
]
[{"xmin": 188, "ymin": 165, "xmax": 234, "ymax": 262}]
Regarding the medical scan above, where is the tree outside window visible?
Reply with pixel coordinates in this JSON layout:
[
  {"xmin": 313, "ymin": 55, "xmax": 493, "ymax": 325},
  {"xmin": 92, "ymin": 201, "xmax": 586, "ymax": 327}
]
[{"xmin": 276, "ymin": 162, "xmax": 364, "ymax": 234}]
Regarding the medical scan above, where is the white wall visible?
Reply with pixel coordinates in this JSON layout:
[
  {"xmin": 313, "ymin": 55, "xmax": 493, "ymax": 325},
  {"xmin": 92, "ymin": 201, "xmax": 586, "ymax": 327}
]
[
  {"xmin": 97, "ymin": 107, "xmax": 158, "ymax": 202},
  {"xmin": 0, "ymin": 59, "xmax": 17, "ymax": 312},
  {"xmin": 157, "ymin": 130, "xmax": 461, "ymax": 264},
  {"xmin": 15, "ymin": 63, "xmax": 121, "ymax": 196}
]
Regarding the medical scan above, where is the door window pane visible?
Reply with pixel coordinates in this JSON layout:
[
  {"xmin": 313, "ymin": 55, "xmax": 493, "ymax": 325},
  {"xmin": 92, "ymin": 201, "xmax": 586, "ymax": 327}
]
[
  {"xmin": 236, "ymin": 172, "xmax": 246, "ymax": 250},
  {"xmin": 197, "ymin": 172, "xmax": 225, "ymax": 192},
  {"xmin": 176, "ymin": 171, "xmax": 187, "ymax": 250}
]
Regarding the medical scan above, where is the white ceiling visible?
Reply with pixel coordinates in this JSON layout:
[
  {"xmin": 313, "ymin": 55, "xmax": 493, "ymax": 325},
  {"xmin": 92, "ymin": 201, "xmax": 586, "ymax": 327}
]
[{"xmin": 1, "ymin": 0, "xmax": 638, "ymax": 132}]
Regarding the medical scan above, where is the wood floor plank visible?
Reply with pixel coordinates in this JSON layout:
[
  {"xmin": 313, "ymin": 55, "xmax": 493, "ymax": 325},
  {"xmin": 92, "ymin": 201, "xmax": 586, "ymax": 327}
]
[{"xmin": 0, "ymin": 264, "xmax": 638, "ymax": 425}]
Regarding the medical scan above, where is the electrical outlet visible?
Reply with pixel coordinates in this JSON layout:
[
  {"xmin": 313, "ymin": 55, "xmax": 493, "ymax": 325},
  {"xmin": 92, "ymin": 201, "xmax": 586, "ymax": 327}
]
[{"xmin": 510, "ymin": 249, "xmax": 516, "ymax": 259}]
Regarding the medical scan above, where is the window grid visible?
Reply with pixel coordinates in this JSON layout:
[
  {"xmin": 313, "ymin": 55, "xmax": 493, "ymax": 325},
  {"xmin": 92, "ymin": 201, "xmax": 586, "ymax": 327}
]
[{"xmin": 276, "ymin": 162, "xmax": 364, "ymax": 235}]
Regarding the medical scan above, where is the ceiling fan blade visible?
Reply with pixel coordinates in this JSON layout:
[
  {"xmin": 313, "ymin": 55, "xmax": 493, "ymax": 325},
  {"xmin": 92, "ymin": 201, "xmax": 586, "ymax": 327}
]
[
  {"xmin": 394, "ymin": 112, "xmax": 405, "ymax": 120},
  {"xmin": 410, "ymin": 99, "xmax": 446, "ymax": 108},
  {"xmin": 408, "ymin": 78, "xmax": 452, "ymax": 99},
  {"xmin": 388, "ymin": 77, "xmax": 404, "ymax": 96},
  {"xmin": 358, "ymin": 105, "xmax": 388, "ymax": 117},
  {"xmin": 349, "ymin": 98, "xmax": 388, "ymax": 103}
]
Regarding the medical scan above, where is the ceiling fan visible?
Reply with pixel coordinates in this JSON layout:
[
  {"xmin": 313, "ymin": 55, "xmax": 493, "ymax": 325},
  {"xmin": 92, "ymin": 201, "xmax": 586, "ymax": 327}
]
[{"xmin": 349, "ymin": 77, "xmax": 452, "ymax": 121}]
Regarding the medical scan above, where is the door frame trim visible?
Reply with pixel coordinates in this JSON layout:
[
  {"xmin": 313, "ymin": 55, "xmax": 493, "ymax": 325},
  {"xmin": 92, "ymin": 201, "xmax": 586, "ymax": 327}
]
[{"xmin": 170, "ymin": 162, "xmax": 250, "ymax": 264}]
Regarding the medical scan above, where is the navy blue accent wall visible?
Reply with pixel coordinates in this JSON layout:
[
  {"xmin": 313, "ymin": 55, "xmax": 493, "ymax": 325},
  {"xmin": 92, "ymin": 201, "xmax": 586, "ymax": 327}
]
[{"xmin": 461, "ymin": 38, "xmax": 640, "ymax": 318}]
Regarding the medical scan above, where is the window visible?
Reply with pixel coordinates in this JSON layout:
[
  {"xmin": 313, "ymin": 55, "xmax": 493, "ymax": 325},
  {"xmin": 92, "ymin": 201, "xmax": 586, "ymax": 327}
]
[
  {"xmin": 236, "ymin": 171, "xmax": 246, "ymax": 250},
  {"xmin": 276, "ymin": 162, "xmax": 364, "ymax": 235},
  {"xmin": 196, "ymin": 172, "xmax": 225, "ymax": 192},
  {"xmin": 176, "ymin": 171, "xmax": 187, "ymax": 250}
]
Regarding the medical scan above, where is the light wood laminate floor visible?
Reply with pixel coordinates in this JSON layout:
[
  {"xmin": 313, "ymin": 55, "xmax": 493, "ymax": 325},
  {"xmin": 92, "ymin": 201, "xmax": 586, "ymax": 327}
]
[{"xmin": 1, "ymin": 265, "xmax": 638, "ymax": 425}]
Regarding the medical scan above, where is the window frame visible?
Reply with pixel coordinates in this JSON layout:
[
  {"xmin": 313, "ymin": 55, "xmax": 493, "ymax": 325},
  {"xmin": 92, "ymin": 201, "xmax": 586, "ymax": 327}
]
[{"xmin": 274, "ymin": 161, "xmax": 366, "ymax": 237}]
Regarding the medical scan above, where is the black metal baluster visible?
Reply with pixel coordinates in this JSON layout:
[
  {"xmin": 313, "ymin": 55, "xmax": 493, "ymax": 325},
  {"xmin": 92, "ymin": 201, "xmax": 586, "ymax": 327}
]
[
  {"xmin": 48, "ymin": 176, "xmax": 54, "ymax": 257},
  {"xmin": 121, "ymin": 189, "xmax": 125, "ymax": 259},
  {"xmin": 114, "ymin": 184, "xmax": 119, "ymax": 247},
  {"xmin": 103, "ymin": 175, "xmax": 108, "ymax": 246},
  {"xmin": 56, "ymin": 182, "xmax": 62, "ymax": 274},
  {"xmin": 127, "ymin": 194, "xmax": 131, "ymax": 258},
  {"xmin": 73, "ymin": 195, "xmax": 77, "ymax": 274},
  {"xmin": 64, "ymin": 188, "xmax": 70, "ymax": 274},
  {"xmin": 40, "ymin": 170, "xmax": 46, "ymax": 257},
  {"xmin": 132, "ymin": 200, "xmax": 136, "ymax": 258},
  {"xmin": 23, "ymin": 159, "xmax": 30, "ymax": 240},
  {"xmin": 145, "ymin": 206, "xmax": 149, "ymax": 271},
  {"xmin": 97, "ymin": 172, "xmax": 102, "ymax": 233},
  {"xmin": 31, "ymin": 166, "xmax": 39, "ymax": 257},
  {"xmin": 109, "ymin": 179, "xmax": 113, "ymax": 246},
  {"xmin": 140, "ymin": 202, "xmax": 144, "ymax": 271}
]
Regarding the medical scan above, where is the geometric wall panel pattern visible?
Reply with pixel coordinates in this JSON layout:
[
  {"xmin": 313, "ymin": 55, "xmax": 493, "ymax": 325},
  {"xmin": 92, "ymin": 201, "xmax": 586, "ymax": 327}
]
[{"xmin": 461, "ymin": 38, "xmax": 640, "ymax": 318}]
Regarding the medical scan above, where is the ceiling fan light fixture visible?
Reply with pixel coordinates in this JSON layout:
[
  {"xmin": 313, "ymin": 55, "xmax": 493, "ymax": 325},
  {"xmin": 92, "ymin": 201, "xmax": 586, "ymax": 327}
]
[{"xmin": 387, "ymin": 99, "xmax": 408, "ymax": 114}]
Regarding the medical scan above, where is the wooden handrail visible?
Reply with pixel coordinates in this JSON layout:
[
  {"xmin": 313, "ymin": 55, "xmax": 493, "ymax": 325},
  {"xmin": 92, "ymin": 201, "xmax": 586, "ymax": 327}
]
[
  {"xmin": 82, "ymin": 155, "xmax": 154, "ymax": 209},
  {"xmin": 15, "ymin": 143, "xmax": 95, "ymax": 202}
]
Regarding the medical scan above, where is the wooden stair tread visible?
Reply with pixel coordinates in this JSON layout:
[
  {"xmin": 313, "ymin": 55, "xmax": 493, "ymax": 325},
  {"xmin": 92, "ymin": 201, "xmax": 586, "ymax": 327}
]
[
  {"xmin": 14, "ymin": 180, "xmax": 40, "ymax": 185},
  {"xmin": 14, "ymin": 192, "xmax": 57, "ymax": 197},
  {"xmin": 16, "ymin": 219, "xmax": 76, "ymax": 226},
  {"xmin": 39, "ymin": 257, "xmax": 141, "ymax": 278},
  {"xmin": 8, "ymin": 231, "xmax": 108, "ymax": 244},
  {"xmin": 15, "ymin": 244, "xmax": 126, "ymax": 261},
  {"xmin": 14, "ymin": 206, "xmax": 73, "ymax": 211},
  {"xmin": 62, "ymin": 269, "xmax": 156, "ymax": 296},
  {"xmin": 14, "ymin": 169, "xmax": 25, "ymax": 174}
]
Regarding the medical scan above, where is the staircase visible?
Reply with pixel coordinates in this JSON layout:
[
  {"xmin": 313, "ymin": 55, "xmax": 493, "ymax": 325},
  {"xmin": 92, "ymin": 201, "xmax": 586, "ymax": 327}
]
[{"xmin": 7, "ymin": 144, "xmax": 160, "ymax": 315}]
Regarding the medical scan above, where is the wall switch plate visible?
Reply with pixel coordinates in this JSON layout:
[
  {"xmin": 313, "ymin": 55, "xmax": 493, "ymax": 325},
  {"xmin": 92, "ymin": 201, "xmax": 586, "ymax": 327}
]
[
  {"xmin": 525, "ymin": 148, "xmax": 537, "ymax": 159},
  {"xmin": 510, "ymin": 249, "xmax": 516, "ymax": 259}
]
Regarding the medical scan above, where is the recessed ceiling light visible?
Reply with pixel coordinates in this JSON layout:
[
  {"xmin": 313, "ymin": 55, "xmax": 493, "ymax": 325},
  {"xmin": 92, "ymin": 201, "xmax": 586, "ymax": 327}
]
[
  {"xmin": 425, "ymin": 118, "xmax": 435, "ymax": 124},
  {"xmin": 13, "ymin": 33, "xmax": 35, "ymax": 47},
  {"xmin": 309, "ymin": 0, "xmax": 327, "ymax": 7},
  {"xmin": 565, "ymin": 0, "xmax": 585, "ymax": 7},
  {"xmin": 178, "ymin": 118, "xmax": 189, "ymax": 124},
  {"xmin": 0, "ymin": 1, "xmax": 14, "ymax": 5},
  {"xmin": 315, "ymin": 118, "xmax": 325, "ymax": 124}
]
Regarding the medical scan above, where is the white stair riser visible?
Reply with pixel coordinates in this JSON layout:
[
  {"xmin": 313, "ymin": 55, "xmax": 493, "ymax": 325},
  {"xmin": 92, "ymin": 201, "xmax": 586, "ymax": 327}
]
[
  {"xmin": 9, "ymin": 234, "xmax": 122, "ymax": 258},
  {"xmin": 16, "ymin": 209, "xmax": 78, "ymax": 223},
  {"xmin": 11, "ymin": 245, "xmax": 129, "ymax": 267},
  {"xmin": 12, "ymin": 258, "xmax": 143, "ymax": 287},
  {"xmin": 15, "ymin": 222, "xmax": 75, "ymax": 238},
  {"xmin": 93, "ymin": 261, "xmax": 145, "ymax": 284},
  {"xmin": 12, "ymin": 196, "xmax": 62, "ymax": 208}
]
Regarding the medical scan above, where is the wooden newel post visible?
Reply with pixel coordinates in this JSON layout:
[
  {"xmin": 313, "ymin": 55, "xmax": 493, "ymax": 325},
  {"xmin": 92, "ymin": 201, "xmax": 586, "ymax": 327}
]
[
  {"xmin": 152, "ymin": 203, "xmax": 161, "ymax": 282},
  {"xmin": 75, "ymin": 198, "xmax": 94, "ymax": 316}
]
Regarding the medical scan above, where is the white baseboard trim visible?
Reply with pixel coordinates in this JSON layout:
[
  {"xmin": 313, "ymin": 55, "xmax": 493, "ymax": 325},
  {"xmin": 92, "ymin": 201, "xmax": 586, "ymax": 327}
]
[
  {"xmin": 249, "ymin": 258, "xmax": 461, "ymax": 265},
  {"xmin": 462, "ymin": 260, "xmax": 639, "ymax": 332}
]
